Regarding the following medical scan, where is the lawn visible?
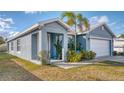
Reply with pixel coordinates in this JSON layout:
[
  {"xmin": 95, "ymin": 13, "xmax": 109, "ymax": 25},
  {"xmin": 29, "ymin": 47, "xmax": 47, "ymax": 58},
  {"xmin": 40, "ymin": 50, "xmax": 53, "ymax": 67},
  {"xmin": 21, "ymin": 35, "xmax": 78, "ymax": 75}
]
[
  {"xmin": 0, "ymin": 52, "xmax": 41, "ymax": 80},
  {"xmin": 0, "ymin": 52, "xmax": 124, "ymax": 81}
]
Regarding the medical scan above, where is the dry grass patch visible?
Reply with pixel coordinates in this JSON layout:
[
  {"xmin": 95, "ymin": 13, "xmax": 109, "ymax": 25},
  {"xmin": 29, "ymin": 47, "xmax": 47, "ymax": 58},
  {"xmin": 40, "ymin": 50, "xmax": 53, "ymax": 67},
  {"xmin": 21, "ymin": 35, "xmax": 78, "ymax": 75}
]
[
  {"xmin": 13, "ymin": 58, "xmax": 124, "ymax": 80},
  {"xmin": 1, "ymin": 53, "xmax": 124, "ymax": 81}
]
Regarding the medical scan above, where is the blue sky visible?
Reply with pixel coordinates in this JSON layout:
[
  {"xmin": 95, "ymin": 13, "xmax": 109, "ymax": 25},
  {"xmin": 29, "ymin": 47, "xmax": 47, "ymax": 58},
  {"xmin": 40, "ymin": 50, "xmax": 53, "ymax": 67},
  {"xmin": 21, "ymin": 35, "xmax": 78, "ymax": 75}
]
[{"xmin": 0, "ymin": 11, "xmax": 124, "ymax": 37}]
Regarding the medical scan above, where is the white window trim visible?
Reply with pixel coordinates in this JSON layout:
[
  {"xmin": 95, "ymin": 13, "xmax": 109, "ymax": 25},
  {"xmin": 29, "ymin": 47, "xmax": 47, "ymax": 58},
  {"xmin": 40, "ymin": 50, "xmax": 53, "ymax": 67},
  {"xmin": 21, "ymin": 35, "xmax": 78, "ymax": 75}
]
[{"xmin": 17, "ymin": 39, "xmax": 21, "ymax": 52}]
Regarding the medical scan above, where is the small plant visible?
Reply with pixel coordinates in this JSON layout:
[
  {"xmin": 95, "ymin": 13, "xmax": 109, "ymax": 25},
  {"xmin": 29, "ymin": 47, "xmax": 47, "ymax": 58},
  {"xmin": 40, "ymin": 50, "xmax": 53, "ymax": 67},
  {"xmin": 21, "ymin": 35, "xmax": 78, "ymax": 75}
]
[
  {"xmin": 68, "ymin": 38, "xmax": 75, "ymax": 50},
  {"xmin": 0, "ymin": 44, "xmax": 7, "ymax": 52},
  {"xmin": 84, "ymin": 51, "xmax": 96, "ymax": 60},
  {"xmin": 54, "ymin": 37, "xmax": 62, "ymax": 59},
  {"xmin": 39, "ymin": 50, "xmax": 49, "ymax": 65},
  {"xmin": 67, "ymin": 50, "xmax": 96, "ymax": 62},
  {"xmin": 113, "ymin": 51, "xmax": 117, "ymax": 56},
  {"xmin": 67, "ymin": 50, "xmax": 82, "ymax": 62}
]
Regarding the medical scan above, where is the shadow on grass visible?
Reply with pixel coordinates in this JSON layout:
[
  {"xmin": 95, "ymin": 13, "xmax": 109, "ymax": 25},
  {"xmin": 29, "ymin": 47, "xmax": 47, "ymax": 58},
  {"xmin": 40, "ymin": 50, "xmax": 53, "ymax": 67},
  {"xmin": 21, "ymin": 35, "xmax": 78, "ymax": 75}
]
[
  {"xmin": 0, "ymin": 61, "xmax": 42, "ymax": 81},
  {"xmin": 98, "ymin": 61, "xmax": 124, "ymax": 66}
]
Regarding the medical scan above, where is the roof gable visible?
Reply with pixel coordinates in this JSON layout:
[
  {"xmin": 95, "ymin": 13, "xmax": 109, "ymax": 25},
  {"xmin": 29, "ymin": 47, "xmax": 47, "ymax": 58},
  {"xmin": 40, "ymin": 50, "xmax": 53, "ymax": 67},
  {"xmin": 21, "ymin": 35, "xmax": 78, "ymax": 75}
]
[
  {"xmin": 7, "ymin": 18, "xmax": 71, "ymax": 42},
  {"xmin": 78, "ymin": 23, "xmax": 116, "ymax": 38}
]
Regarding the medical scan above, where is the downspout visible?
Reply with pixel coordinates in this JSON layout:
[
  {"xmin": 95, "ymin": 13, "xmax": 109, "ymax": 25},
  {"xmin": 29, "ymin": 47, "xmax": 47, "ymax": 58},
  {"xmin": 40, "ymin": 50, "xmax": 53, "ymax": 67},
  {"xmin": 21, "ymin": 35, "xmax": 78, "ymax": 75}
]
[
  {"xmin": 86, "ymin": 31, "xmax": 90, "ymax": 51},
  {"xmin": 75, "ymin": 19, "xmax": 77, "ymax": 52}
]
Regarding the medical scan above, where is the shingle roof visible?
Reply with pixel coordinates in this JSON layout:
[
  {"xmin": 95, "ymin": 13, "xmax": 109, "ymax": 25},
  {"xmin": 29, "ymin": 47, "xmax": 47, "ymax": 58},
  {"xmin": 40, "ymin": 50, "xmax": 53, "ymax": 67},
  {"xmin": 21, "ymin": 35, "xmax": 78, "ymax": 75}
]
[{"xmin": 7, "ymin": 18, "xmax": 72, "ymax": 42}]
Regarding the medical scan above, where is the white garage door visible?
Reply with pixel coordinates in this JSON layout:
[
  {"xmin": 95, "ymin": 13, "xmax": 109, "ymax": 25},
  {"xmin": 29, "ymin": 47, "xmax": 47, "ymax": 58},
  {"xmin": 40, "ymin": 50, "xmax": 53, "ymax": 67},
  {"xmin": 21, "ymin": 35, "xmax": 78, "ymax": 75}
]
[{"xmin": 90, "ymin": 39, "xmax": 110, "ymax": 57}]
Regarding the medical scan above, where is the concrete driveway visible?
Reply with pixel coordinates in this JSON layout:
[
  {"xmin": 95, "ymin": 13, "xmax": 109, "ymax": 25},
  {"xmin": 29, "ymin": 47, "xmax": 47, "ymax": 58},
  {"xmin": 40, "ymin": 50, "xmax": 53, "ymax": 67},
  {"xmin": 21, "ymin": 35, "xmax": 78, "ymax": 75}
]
[{"xmin": 93, "ymin": 56, "xmax": 124, "ymax": 63}]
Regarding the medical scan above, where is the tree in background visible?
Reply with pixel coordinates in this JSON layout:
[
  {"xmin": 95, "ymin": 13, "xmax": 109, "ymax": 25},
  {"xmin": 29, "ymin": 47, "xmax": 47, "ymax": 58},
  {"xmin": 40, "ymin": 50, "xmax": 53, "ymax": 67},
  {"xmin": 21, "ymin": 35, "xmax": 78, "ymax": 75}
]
[
  {"xmin": 119, "ymin": 34, "xmax": 124, "ymax": 38},
  {"xmin": 0, "ymin": 36, "xmax": 5, "ymax": 45},
  {"xmin": 61, "ymin": 11, "xmax": 89, "ymax": 51}
]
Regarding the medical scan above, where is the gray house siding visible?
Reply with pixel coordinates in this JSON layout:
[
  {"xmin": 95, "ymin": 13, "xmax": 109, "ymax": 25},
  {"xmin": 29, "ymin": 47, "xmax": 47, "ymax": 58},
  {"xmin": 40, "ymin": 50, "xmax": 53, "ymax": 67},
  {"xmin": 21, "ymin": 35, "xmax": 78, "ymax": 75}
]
[
  {"xmin": 89, "ymin": 26, "xmax": 113, "ymax": 38},
  {"xmin": 8, "ymin": 34, "xmax": 32, "ymax": 61},
  {"xmin": 41, "ymin": 22, "xmax": 68, "ymax": 60},
  {"xmin": 88, "ymin": 25, "xmax": 114, "ymax": 56},
  {"xmin": 8, "ymin": 21, "xmax": 69, "ymax": 64}
]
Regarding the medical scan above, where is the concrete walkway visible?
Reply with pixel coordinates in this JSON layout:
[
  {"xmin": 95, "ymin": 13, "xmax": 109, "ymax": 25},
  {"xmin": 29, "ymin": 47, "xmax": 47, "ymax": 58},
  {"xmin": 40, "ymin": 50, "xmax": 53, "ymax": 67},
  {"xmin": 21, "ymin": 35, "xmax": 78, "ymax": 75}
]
[
  {"xmin": 52, "ymin": 62, "xmax": 94, "ymax": 69},
  {"xmin": 93, "ymin": 56, "xmax": 124, "ymax": 63},
  {"xmin": 53, "ymin": 56, "xmax": 124, "ymax": 69}
]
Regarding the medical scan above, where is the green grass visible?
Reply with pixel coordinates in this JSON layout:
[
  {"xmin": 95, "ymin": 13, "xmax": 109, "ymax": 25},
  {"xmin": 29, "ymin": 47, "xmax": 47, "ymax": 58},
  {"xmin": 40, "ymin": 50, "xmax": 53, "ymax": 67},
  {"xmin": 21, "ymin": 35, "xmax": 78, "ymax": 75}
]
[
  {"xmin": 0, "ymin": 52, "xmax": 40, "ymax": 80},
  {"xmin": 12, "ymin": 58, "xmax": 41, "ymax": 71},
  {"xmin": 0, "ymin": 52, "xmax": 16, "ymax": 61},
  {"xmin": 0, "ymin": 52, "xmax": 124, "ymax": 80}
]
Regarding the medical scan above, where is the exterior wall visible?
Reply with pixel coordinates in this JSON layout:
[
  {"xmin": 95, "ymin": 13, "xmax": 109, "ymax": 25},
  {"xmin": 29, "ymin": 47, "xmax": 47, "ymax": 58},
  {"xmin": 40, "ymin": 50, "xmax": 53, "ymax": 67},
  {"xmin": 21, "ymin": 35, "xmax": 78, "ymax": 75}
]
[
  {"xmin": 8, "ymin": 33, "xmax": 32, "ymax": 61},
  {"xmin": 89, "ymin": 25, "xmax": 113, "ymax": 38},
  {"xmin": 87, "ymin": 25, "xmax": 114, "ymax": 56},
  {"xmin": 8, "ymin": 22, "xmax": 69, "ymax": 64},
  {"xmin": 41, "ymin": 22, "xmax": 68, "ymax": 61}
]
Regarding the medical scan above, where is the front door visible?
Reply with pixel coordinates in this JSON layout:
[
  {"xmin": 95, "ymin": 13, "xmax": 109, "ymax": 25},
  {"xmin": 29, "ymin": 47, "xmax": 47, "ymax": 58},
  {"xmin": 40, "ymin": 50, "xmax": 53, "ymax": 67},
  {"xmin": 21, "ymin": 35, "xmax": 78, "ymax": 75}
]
[{"xmin": 47, "ymin": 33, "xmax": 63, "ymax": 60}]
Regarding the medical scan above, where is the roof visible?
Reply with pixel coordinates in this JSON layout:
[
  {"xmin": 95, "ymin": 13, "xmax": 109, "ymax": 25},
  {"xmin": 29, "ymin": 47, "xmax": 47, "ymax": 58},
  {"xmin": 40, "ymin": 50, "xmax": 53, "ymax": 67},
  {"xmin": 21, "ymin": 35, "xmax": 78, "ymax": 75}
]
[
  {"xmin": 77, "ymin": 22, "xmax": 116, "ymax": 37},
  {"xmin": 7, "ymin": 18, "xmax": 71, "ymax": 42}
]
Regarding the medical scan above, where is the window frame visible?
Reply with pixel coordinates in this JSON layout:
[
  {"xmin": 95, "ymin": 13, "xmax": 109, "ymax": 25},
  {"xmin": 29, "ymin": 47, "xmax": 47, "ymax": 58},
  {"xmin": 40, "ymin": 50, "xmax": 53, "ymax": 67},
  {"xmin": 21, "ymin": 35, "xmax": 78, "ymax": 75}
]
[
  {"xmin": 17, "ymin": 39, "xmax": 21, "ymax": 52},
  {"xmin": 11, "ymin": 42, "xmax": 14, "ymax": 51}
]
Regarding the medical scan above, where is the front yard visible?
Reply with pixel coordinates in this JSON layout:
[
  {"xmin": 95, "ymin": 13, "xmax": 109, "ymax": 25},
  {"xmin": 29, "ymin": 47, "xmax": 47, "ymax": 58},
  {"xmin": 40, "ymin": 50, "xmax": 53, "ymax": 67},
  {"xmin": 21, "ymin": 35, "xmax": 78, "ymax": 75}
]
[{"xmin": 0, "ymin": 53, "xmax": 124, "ymax": 80}]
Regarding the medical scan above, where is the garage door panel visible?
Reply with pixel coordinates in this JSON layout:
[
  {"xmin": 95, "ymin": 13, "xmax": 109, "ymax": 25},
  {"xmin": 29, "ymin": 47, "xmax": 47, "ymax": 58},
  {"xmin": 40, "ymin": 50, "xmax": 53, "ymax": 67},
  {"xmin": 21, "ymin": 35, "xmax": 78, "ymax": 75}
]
[{"xmin": 90, "ymin": 39, "xmax": 110, "ymax": 57}]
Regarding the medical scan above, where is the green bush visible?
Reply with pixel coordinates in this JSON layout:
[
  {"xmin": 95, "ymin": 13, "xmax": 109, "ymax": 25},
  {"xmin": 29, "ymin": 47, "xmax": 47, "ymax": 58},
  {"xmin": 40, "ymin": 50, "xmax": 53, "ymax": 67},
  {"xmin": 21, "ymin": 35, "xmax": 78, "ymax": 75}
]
[
  {"xmin": 39, "ymin": 50, "xmax": 49, "ymax": 65},
  {"xmin": 113, "ymin": 51, "xmax": 117, "ymax": 56},
  {"xmin": 0, "ymin": 44, "xmax": 7, "ymax": 52},
  {"xmin": 67, "ymin": 50, "xmax": 82, "ymax": 62},
  {"xmin": 84, "ymin": 51, "xmax": 96, "ymax": 60},
  {"xmin": 67, "ymin": 50, "xmax": 96, "ymax": 62}
]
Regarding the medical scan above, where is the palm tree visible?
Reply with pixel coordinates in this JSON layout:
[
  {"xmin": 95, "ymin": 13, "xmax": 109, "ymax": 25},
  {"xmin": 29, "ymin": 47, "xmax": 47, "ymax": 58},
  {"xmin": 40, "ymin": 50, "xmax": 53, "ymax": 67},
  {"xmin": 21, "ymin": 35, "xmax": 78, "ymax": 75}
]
[
  {"xmin": 77, "ymin": 13, "xmax": 90, "ymax": 32},
  {"xmin": 61, "ymin": 12, "xmax": 89, "ymax": 51}
]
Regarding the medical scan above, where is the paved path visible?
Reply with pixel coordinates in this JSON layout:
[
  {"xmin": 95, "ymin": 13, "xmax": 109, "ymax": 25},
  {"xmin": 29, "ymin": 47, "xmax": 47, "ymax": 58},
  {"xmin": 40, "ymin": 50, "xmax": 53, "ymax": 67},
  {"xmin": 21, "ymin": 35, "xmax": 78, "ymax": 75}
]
[
  {"xmin": 93, "ymin": 56, "xmax": 124, "ymax": 63},
  {"xmin": 53, "ymin": 56, "xmax": 124, "ymax": 69},
  {"xmin": 0, "ymin": 61, "xmax": 41, "ymax": 81},
  {"xmin": 53, "ymin": 62, "xmax": 93, "ymax": 69}
]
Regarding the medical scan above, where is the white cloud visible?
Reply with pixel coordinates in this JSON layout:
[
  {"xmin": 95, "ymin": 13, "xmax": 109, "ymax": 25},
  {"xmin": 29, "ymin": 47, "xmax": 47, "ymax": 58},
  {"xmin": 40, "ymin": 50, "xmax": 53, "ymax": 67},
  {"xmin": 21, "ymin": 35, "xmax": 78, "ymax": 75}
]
[
  {"xmin": 108, "ymin": 22, "xmax": 117, "ymax": 26},
  {"xmin": 24, "ymin": 11, "xmax": 44, "ymax": 14},
  {"xmin": 0, "ymin": 17, "xmax": 18, "ymax": 38},
  {"xmin": 89, "ymin": 15, "xmax": 109, "ymax": 26},
  {"xmin": 98, "ymin": 16, "xmax": 109, "ymax": 23},
  {"xmin": 89, "ymin": 16, "xmax": 98, "ymax": 25}
]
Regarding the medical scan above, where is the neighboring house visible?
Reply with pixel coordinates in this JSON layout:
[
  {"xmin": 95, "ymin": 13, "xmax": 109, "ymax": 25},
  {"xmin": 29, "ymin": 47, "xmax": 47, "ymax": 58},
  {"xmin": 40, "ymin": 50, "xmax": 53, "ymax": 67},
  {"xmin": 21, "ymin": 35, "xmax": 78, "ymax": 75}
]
[
  {"xmin": 114, "ymin": 38, "xmax": 124, "ymax": 53},
  {"xmin": 7, "ymin": 18, "xmax": 71, "ymax": 64},
  {"xmin": 76, "ymin": 23, "xmax": 116, "ymax": 57}
]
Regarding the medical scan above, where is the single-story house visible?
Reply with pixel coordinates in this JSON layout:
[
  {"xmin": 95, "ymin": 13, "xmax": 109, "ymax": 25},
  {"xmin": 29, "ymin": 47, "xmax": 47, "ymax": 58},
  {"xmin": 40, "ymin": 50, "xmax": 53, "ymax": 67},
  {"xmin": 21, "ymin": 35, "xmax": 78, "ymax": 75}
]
[
  {"xmin": 7, "ymin": 18, "xmax": 116, "ymax": 65},
  {"xmin": 76, "ymin": 23, "xmax": 116, "ymax": 57},
  {"xmin": 7, "ymin": 18, "xmax": 71, "ymax": 64},
  {"xmin": 114, "ymin": 38, "xmax": 124, "ymax": 53}
]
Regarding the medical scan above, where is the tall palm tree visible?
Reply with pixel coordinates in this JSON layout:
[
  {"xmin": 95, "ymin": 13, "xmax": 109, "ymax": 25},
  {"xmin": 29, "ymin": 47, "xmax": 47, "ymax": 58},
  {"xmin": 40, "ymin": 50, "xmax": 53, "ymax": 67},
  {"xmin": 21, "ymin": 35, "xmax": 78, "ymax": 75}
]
[
  {"xmin": 61, "ymin": 12, "xmax": 89, "ymax": 51},
  {"xmin": 77, "ymin": 13, "xmax": 90, "ymax": 32}
]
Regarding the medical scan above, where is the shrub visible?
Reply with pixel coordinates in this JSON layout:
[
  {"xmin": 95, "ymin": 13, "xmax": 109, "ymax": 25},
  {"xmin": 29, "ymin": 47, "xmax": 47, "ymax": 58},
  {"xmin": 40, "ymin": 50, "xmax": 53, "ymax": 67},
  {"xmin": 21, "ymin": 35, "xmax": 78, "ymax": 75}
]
[
  {"xmin": 117, "ymin": 52, "xmax": 124, "ymax": 56},
  {"xmin": 39, "ymin": 50, "xmax": 49, "ymax": 65},
  {"xmin": 113, "ymin": 51, "xmax": 124, "ymax": 56},
  {"xmin": 84, "ymin": 51, "xmax": 96, "ymax": 60},
  {"xmin": 67, "ymin": 50, "xmax": 82, "ymax": 62},
  {"xmin": 113, "ymin": 51, "xmax": 117, "ymax": 56},
  {"xmin": 0, "ymin": 44, "xmax": 7, "ymax": 52},
  {"xmin": 67, "ymin": 50, "xmax": 96, "ymax": 62}
]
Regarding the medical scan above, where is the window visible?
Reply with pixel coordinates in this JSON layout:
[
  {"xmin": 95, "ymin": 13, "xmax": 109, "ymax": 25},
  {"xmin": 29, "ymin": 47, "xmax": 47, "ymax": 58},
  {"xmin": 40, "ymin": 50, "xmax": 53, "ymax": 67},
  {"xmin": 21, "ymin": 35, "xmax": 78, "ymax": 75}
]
[
  {"xmin": 17, "ymin": 39, "xmax": 21, "ymax": 52},
  {"xmin": 11, "ymin": 42, "xmax": 13, "ymax": 51}
]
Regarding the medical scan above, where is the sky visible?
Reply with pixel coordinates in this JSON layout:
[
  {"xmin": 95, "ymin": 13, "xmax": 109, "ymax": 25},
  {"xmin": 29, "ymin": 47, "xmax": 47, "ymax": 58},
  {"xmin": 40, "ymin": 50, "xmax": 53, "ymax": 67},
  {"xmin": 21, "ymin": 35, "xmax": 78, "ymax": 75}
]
[{"xmin": 0, "ymin": 11, "xmax": 124, "ymax": 38}]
